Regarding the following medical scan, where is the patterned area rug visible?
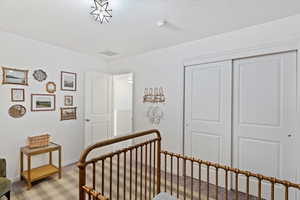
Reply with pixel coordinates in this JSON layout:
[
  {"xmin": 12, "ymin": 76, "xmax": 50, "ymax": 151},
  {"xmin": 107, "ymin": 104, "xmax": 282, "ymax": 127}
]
[
  {"xmin": 7, "ymin": 161, "xmax": 256, "ymax": 200},
  {"xmin": 8, "ymin": 162, "xmax": 214, "ymax": 200}
]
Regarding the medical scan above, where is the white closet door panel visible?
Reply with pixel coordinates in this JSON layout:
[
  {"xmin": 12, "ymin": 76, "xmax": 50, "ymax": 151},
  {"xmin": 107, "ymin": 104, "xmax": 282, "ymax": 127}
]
[
  {"xmin": 185, "ymin": 61, "xmax": 232, "ymax": 187},
  {"xmin": 233, "ymin": 51, "xmax": 297, "ymax": 200}
]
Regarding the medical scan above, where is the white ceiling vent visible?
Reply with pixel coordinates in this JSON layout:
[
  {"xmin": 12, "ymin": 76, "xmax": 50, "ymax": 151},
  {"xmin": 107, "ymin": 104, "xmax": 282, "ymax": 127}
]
[{"xmin": 99, "ymin": 50, "xmax": 119, "ymax": 57}]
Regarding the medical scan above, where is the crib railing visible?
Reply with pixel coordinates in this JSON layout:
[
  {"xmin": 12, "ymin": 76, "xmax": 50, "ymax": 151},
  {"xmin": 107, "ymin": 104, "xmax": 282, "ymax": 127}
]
[
  {"xmin": 77, "ymin": 129, "xmax": 161, "ymax": 200},
  {"xmin": 161, "ymin": 151, "xmax": 300, "ymax": 200},
  {"xmin": 78, "ymin": 129, "xmax": 300, "ymax": 200}
]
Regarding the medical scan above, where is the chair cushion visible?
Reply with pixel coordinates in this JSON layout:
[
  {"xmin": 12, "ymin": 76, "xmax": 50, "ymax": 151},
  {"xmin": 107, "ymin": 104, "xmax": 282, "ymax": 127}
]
[{"xmin": 0, "ymin": 177, "xmax": 11, "ymax": 197}]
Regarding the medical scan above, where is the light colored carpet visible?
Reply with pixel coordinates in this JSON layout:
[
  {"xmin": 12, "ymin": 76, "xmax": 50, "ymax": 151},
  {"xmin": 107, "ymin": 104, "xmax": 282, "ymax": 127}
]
[{"xmin": 8, "ymin": 161, "xmax": 215, "ymax": 200}]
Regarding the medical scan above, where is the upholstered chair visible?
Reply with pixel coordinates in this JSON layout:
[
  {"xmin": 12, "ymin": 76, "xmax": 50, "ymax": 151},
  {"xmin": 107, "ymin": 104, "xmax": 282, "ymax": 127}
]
[{"xmin": 0, "ymin": 159, "xmax": 11, "ymax": 200}]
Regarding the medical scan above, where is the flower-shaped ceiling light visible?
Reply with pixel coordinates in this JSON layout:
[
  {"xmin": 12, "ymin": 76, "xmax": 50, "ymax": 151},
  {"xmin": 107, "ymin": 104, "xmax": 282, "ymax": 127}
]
[{"xmin": 90, "ymin": 0, "xmax": 112, "ymax": 24}]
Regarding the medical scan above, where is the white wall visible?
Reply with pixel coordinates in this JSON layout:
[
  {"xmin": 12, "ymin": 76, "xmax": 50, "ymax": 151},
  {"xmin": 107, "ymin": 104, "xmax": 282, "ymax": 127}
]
[
  {"xmin": 108, "ymin": 14, "xmax": 300, "ymax": 154},
  {"xmin": 0, "ymin": 31, "xmax": 107, "ymax": 180}
]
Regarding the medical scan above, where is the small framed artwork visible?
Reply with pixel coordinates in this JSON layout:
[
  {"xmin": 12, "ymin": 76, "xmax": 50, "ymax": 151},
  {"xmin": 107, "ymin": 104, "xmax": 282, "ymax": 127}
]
[
  {"xmin": 64, "ymin": 96, "xmax": 73, "ymax": 106},
  {"xmin": 61, "ymin": 71, "xmax": 77, "ymax": 91},
  {"xmin": 2, "ymin": 67, "xmax": 29, "ymax": 85},
  {"xmin": 31, "ymin": 94, "xmax": 56, "ymax": 111},
  {"xmin": 46, "ymin": 82, "xmax": 56, "ymax": 93},
  {"xmin": 60, "ymin": 107, "xmax": 77, "ymax": 121},
  {"xmin": 8, "ymin": 104, "xmax": 26, "ymax": 118},
  {"xmin": 11, "ymin": 88, "xmax": 25, "ymax": 102}
]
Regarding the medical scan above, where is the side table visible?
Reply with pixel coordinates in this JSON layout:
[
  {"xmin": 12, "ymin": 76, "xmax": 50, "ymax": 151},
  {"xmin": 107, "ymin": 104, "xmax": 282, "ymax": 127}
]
[{"xmin": 20, "ymin": 142, "xmax": 62, "ymax": 190}]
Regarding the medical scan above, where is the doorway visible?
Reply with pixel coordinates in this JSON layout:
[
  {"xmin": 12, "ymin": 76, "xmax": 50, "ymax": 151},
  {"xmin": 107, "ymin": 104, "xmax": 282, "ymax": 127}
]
[{"xmin": 84, "ymin": 72, "xmax": 133, "ymax": 149}]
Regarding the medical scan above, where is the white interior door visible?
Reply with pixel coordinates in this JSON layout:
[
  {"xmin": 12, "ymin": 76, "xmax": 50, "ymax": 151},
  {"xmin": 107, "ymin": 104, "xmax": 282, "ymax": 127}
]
[
  {"xmin": 185, "ymin": 61, "xmax": 232, "ymax": 185},
  {"xmin": 232, "ymin": 51, "xmax": 297, "ymax": 200},
  {"xmin": 85, "ymin": 72, "xmax": 112, "ymax": 149}
]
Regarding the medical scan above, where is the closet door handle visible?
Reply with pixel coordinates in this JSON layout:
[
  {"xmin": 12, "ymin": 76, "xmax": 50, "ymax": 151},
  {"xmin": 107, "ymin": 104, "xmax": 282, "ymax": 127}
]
[{"xmin": 85, "ymin": 119, "xmax": 91, "ymax": 122}]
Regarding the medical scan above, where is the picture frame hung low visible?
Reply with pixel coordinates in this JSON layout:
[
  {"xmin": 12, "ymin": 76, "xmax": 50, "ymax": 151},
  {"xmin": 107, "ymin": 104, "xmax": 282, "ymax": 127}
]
[
  {"xmin": 60, "ymin": 107, "xmax": 77, "ymax": 121},
  {"xmin": 11, "ymin": 88, "xmax": 25, "ymax": 102},
  {"xmin": 31, "ymin": 94, "xmax": 56, "ymax": 111},
  {"xmin": 2, "ymin": 67, "xmax": 29, "ymax": 85},
  {"xmin": 61, "ymin": 71, "xmax": 77, "ymax": 91}
]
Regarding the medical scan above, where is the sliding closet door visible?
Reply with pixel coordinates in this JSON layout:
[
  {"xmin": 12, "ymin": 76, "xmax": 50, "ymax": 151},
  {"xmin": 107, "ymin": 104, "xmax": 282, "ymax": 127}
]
[
  {"xmin": 185, "ymin": 60, "xmax": 232, "ymax": 167},
  {"xmin": 233, "ymin": 51, "xmax": 297, "ymax": 199}
]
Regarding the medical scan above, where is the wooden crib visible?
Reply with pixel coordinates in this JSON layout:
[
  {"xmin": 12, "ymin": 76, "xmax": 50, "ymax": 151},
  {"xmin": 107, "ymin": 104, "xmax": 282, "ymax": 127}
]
[{"xmin": 78, "ymin": 129, "xmax": 300, "ymax": 200}]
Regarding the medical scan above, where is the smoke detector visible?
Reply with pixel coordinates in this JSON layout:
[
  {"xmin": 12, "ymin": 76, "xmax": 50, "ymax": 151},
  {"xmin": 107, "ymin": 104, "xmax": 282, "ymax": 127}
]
[
  {"xmin": 99, "ymin": 50, "xmax": 119, "ymax": 57},
  {"xmin": 157, "ymin": 20, "xmax": 167, "ymax": 27}
]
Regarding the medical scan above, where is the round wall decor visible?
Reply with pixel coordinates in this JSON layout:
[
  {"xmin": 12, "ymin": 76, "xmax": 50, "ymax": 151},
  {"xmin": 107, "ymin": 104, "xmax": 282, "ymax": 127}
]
[
  {"xmin": 146, "ymin": 106, "xmax": 164, "ymax": 125},
  {"xmin": 46, "ymin": 82, "xmax": 56, "ymax": 93},
  {"xmin": 33, "ymin": 69, "xmax": 47, "ymax": 82},
  {"xmin": 8, "ymin": 104, "xmax": 26, "ymax": 118}
]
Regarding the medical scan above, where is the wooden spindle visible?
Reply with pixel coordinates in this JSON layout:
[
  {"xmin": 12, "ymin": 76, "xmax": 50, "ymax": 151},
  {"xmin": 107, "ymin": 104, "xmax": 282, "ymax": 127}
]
[
  {"xmin": 271, "ymin": 181, "xmax": 275, "ymax": 200},
  {"xmin": 153, "ymin": 142, "xmax": 156, "ymax": 196},
  {"xmin": 258, "ymin": 178, "xmax": 262, "ymax": 200},
  {"xmin": 117, "ymin": 154, "xmax": 120, "ymax": 200},
  {"xmin": 215, "ymin": 167, "xmax": 218, "ymax": 200},
  {"xmin": 109, "ymin": 156, "xmax": 112, "ymax": 200},
  {"xmin": 123, "ymin": 151, "xmax": 127, "ymax": 200},
  {"xmin": 135, "ymin": 148, "xmax": 138, "ymax": 200},
  {"xmin": 93, "ymin": 162, "xmax": 96, "ymax": 189},
  {"xmin": 183, "ymin": 158, "xmax": 186, "ymax": 200},
  {"xmin": 170, "ymin": 154, "xmax": 173, "ymax": 195},
  {"xmin": 101, "ymin": 159, "xmax": 105, "ymax": 195},
  {"xmin": 145, "ymin": 144, "xmax": 148, "ymax": 200},
  {"xmin": 225, "ymin": 169, "xmax": 228, "ymax": 200},
  {"xmin": 235, "ymin": 172, "xmax": 239, "ymax": 200},
  {"xmin": 285, "ymin": 185, "xmax": 289, "ymax": 200},
  {"xmin": 130, "ymin": 149, "xmax": 133, "ymax": 200},
  {"xmin": 149, "ymin": 142, "xmax": 152, "ymax": 199},
  {"xmin": 191, "ymin": 160, "xmax": 194, "ymax": 200},
  {"xmin": 199, "ymin": 162, "xmax": 202, "ymax": 200},
  {"xmin": 207, "ymin": 165, "xmax": 210, "ymax": 200},
  {"xmin": 177, "ymin": 156, "xmax": 180, "ymax": 198},
  {"xmin": 157, "ymin": 140, "xmax": 161, "ymax": 194},
  {"xmin": 140, "ymin": 146, "xmax": 143, "ymax": 200},
  {"xmin": 165, "ymin": 153, "xmax": 167, "ymax": 192},
  {"xmin": 246, "ymin": 174, "xmax": 250, "ymax": 200}
]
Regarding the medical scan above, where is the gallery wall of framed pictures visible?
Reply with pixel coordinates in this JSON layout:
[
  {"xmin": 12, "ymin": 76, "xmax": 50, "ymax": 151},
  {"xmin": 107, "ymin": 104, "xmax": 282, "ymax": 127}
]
[{"xmin": 1, "ymin": 66, "xmax": 78, "ymax": 121}]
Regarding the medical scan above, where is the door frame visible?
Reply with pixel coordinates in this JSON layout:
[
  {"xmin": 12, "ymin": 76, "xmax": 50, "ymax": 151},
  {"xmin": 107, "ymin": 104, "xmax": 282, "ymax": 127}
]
[{"xmin": 182, "ymin": 39, "xmax": 300, "ymax": 191}]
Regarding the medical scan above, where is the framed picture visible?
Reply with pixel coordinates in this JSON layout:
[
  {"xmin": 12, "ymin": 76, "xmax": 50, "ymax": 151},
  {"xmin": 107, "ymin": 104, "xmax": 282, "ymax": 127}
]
[
  {"xmin": 46, "ymin": 82, "xmax": 56, "ymax": 93},
  {"xmin": 60, "ymin": 107, "xmax": 77, "ymax": 121},
  {"xmin": 11, "ymin": 88, "xmax": 25, "ymax": 102},
  {"xmin": 2, "ymin": 67, "xmax": 29, "ymax": 85},
  {"xmin": 31, "ymin": 94, "xmax": 56, "ymax": 111},
  {"xmin": 61, "ymin": 71, "xmax": 77, "ymax": 91},
  {"xmin": 8, "ymin": 104, "xmax": 26, "ymax": 118},
  {"xmin": 64, "ymin": 96, "xmax": 73, "ymax": 106}
]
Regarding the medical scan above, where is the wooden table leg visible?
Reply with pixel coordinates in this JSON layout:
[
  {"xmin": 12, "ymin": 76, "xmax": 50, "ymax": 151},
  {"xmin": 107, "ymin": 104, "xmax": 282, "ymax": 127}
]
[
  {"xmin": 27, "ymin": 155, "xmax": 32, "ymax": 190},
  {"xmin": 20, "ymin": 150, "xmax": 23, "ymax": 180},
  {"xmin": 58, "ymin": 147, "xmax": 62, "ymax": 179}
]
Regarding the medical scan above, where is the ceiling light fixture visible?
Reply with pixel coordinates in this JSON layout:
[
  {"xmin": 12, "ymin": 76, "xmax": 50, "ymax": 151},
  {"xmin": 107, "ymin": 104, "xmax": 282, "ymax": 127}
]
[{"xmin": 90, "ymin": 0, "xmax": 112, "ymax": 24}]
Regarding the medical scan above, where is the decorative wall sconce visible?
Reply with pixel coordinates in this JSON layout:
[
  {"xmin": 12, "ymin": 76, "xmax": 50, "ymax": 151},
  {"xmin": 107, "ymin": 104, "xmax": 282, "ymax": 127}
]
[{"xmin": 143, "ymin": 87, "xmax": 166, "ymax": 103}]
